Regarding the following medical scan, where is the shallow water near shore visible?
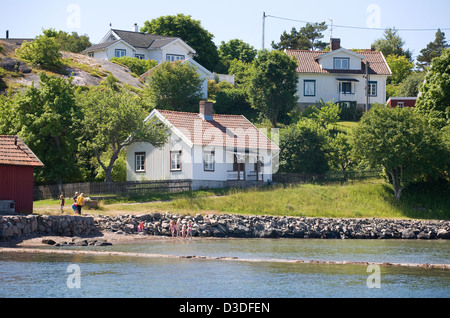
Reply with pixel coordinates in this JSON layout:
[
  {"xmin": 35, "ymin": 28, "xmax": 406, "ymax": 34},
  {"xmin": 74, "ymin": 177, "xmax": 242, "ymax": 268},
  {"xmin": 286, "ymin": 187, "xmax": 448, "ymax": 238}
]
[{"xmin": 0, "ymin": 239, "xmax": 449, "ymax": 298}]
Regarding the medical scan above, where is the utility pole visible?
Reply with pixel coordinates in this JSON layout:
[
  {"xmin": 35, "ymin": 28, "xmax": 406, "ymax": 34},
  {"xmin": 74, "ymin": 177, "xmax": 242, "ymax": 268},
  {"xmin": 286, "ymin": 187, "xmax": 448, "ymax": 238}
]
[
  {"xmin": 262, "ymin": 12, "xmax": 266, "ymax": 50},
  {"xmin": 365, "ymin": 60, "xmax": 370, "ymax": 113},
  {"xmin": 328, "ymin": 18, "xmax": 333, "ymax": 39}
]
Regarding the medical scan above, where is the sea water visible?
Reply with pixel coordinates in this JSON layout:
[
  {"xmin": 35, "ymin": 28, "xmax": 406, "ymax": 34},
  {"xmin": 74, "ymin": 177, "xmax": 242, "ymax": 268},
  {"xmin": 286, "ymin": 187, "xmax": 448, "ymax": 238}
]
[{"xmin": 0, "ymin": 239, "xmax": 449, "ymax": 298}]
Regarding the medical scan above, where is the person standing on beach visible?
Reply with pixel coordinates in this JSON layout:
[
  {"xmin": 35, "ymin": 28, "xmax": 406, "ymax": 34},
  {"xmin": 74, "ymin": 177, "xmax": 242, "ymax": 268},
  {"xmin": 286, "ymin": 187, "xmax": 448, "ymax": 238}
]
[
  {"xmin": 170, "ymin": 220, "xmax": 176, "ymax": 238},
  {"xmin": 59, "ymin": 195, "xmax": 65, "ymax": 213},
  {"xmin": 76, "ymin": 193, "xmax": 84, "ymax": 215},
  {"xmin": 181, "ymin": 222, "xmax": 186, "ymax": 239},
  {"xmin": 187, "ymin": 220, "xmax": 193, "ymax": 240},
  {"xmin": 72, "ymin": 192, "xmax": 78, "ymax": 213},
  {"xmin": 176, "ymin": 218, "xmax": 181, "ymax": 237}
]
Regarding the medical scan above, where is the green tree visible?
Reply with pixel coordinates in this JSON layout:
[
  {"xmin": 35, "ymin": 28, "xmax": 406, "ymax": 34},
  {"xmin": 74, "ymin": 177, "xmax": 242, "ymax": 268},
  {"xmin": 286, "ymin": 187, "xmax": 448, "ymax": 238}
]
[
  {"xmin": 228, "ymin": 59, "xmax": 254, "ymax": 90},
  {"xmin": 248, "ymin": 50, "xmax": 298, "ymax": 128},
  {"xmin": 352, "ymin": 105, "xmax": 447, "ymax": 200},
  {"xmin": 329, "ymin": 133, "xmax": 353, "ymax": 172},
  {"xmin": 279, "ymin": 118, "xmax": 330, "ymax": 174},
  {"xmin": 214, "ymin": 88, "xmax": 258, "ymax": 122},
  {"xmin": 272, "ymin": 22, "xmax": 328, "ymax": 51},
  {"xmin": 399, "ymin": 72, "xmax": 426, "ymax": 97},
  {"xmin": 417, "ymin": 29, "xmax": 449, "ymax": 69},
  {"xmin": 78, "ymin": 87, "xmax": 168, "ymax": 183},
  {"xmin": 141, "ymin": 14, "xmax": 219, "ymax": 71},
  {"xmin": 386, "ymin": 54, "xmax": 413, "ymax": 84},
  {"xmin": 415, "ymin": 48, "xmax": 450, "ymax": 129},
  {"xmin": 313, "ymin": 100, "xmax": 341, "ymax": 128},
  {"xmin": 218, "ymin": 39, "xmax": 257, "ymax": 73},
  {"xmin": 372, "ymin": 28, "xmax": 412, "ymax": 61},
  {"xmin": 11, "ymin": 73, "xmax": 81, "ymax": 185},
  {"xmin": 145, "ymin": 61, "xmax": 203, "ymax": 112},
  {"xmin": 16, "ymin": 35, "xmax": 62, "ymax": 70},
  {"xmin": 42, "ymin": 29, "xmax": 91, "ymax": 53}
]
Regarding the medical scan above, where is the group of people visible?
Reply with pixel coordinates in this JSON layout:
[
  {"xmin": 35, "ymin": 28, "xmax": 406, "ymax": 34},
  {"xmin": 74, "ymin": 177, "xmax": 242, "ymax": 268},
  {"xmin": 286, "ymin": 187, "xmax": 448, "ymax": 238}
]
[
  {"xmin": 170, "ymin": 219, "xmax": 193, "ymax": 239},
  {"xmin": 59, "ymin": 192, "xmax": 84, "ymax": 215}
]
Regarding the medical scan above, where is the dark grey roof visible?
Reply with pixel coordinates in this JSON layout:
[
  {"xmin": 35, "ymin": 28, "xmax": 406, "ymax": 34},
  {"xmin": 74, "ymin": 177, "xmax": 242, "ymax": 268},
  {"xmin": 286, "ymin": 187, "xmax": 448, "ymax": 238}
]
[
  {"xmin": 111, "ymin": 29, "xmax": 178, "ymax": 49},
  {"xmin": 81, "ymin": 40, "xmax": 120, "ymax": 53}
]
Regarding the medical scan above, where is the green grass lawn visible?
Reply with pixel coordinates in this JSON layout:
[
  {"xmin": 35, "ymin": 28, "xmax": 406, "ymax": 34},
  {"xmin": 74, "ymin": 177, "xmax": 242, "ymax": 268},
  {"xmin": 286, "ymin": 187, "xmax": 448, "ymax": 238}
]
[{"xmin": 34, "ymin": 179, "xmax": 450, "ymax": 220}]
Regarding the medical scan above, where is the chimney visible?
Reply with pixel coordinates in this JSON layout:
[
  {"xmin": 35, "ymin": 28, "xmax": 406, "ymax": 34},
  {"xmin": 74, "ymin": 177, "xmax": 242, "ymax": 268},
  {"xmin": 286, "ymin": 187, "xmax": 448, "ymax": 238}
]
[
  {"xmin": 199, "ymin": 101, "xmax": 214, "ymax": 121},
  {"xmin": 6, "ymin": 30, "xmax": 9, "ymax": 39},
  {"xmin": 330, "ymin": 38, "xmax": 341, "ymax": 51},
  {"xmin": 133, "ymin": 23, "xmax": 139, "ymax": 33}
]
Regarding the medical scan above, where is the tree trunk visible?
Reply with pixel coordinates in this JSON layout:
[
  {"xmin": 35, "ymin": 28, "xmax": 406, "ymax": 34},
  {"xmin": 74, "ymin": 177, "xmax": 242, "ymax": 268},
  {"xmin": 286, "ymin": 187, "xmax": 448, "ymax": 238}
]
[{"xmin": 389, "ymin": 168, "xmax": 403, "ymax": 200}]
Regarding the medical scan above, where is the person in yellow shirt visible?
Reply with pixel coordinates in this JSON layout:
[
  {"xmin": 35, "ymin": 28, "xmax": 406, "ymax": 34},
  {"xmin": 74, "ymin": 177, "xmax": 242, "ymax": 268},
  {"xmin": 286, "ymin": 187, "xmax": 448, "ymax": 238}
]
[{"xmin": 76, "ymin": 193, "xmax": 85, "ymax": 215}]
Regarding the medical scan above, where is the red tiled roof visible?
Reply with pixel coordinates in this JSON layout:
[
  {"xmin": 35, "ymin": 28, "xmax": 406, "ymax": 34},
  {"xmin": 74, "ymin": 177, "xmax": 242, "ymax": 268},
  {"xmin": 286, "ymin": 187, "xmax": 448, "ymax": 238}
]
[
  {"xmin": 0, "ymin": 135, "xmax": 44, "ymax": 167},
  {"xmin": 286, "ymin": 49, "xmax": 392, "ymax": 75},
  {"xmin": 156, "ymin": 110, "xmax": 280, "ymax": 151}
]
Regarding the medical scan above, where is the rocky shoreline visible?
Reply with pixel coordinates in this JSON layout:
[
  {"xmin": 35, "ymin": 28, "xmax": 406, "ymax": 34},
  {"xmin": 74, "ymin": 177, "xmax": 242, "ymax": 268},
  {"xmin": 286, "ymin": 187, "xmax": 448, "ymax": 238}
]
[
  {"xmin": 1, "ymin": 213, "xmax": 450, "ymax": 243},
  {"xmin": 96, "ymin": 213, "xmax": 450, "ymax": 240}
]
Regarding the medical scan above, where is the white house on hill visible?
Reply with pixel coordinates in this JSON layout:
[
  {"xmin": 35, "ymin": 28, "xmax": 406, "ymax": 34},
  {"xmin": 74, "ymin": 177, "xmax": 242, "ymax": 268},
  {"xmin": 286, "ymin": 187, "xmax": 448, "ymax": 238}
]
[
  {"xmin": 286, "ymin": 38, "xmax": 392, "ymax": 111},
  {"xmin": 126, "ymin": 101, "xmax": 280, "ymax": 190},
  {"xmin": 82, "ymin": 25, "xmax": 197, "ymax": 63}
]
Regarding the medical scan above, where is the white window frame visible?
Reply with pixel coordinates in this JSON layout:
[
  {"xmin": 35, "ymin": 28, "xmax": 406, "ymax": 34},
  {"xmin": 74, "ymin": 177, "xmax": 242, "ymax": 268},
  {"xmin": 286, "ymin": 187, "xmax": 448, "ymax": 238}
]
[
  {"xmin": 135, "ymin": 152, "xmax": 146, "ymax": 173},
  {"xmin": 203, "ymin": 151, "xmax": 215, "ymax": 172},
  {"xmin": 334, "ymin": 57, "xmax": 350, "ymax": 70},
  {"xmin": 115, "ymin": 49, "xmax": 126, "ymax": 58},
  {"xmin": 170, "ymin": 151, "xmax": 182, "ymax": 172},
  {"xmin": 368, "ymin": 81, "xmax": 377, "ymax": 97},
  {"xmin": 166, "ymin": 54, "xmax": 185, "ymax": 62},
  {"xmin": 135, "ymin": 54, "xmax": 145, "ymax": 60}
]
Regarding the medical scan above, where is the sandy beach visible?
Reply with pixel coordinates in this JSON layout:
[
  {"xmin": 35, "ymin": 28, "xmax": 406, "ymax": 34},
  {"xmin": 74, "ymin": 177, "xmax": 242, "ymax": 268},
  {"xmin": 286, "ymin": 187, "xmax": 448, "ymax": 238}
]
[{"xmin": 0, "ymin": 230, "xmax": 170, "ymax": 248}]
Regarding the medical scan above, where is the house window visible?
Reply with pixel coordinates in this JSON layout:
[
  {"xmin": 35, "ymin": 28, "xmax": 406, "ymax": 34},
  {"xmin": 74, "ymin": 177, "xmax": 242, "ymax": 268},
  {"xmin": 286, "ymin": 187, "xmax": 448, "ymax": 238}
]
[
  {"xmin": 334, "ymin": 57, "xmax": 349, "ymax": 70},
  {"xmin": 203, "ymin": 151, "xmax": 215, "ymax": 171},
  {"xmin": 115, "ymin": 49, "xmax": 126, "ymax": 58},
  {"xmin": 135, "ymin": 54, "xmax": 145, "ymax": 60},
  {"xmin": 397, "ymin": 102, "xmax": 405, "ymax": 108},
  {"xmin": 88, "ymin": 52, "xmax": 94, "ymax": 58},
  {"xmin": 368, "ymin": 81, "xmax": 377, "ymax": 96},
  {"xmin": 304, "ymin": 80, "xmax": 316, "ymax": 96},
  {"xmin": 135, "ymin": 152, "xmax": 146, "ymax": 172},
  {"xmin": 170, "ymin": 151, "xmax": 182, "ymax": 171},
  {"xmin": 339, "ymin": 82, "xmax": 352, "ymax": 94},
  {"xmin": 166, "ymin": 54, "xmax": 185, "ymax": 62}
]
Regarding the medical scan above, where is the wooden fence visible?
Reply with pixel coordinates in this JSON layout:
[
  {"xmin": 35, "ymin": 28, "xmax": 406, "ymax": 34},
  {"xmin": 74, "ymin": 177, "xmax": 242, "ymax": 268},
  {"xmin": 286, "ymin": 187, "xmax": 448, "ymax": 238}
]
[
  {"xmin": 273, "ymin": 169, "xmax": 382, "ymax": 184},
  {"xmin": 34, "ymin": 180, "xmax": 192, "ymax": 200}
]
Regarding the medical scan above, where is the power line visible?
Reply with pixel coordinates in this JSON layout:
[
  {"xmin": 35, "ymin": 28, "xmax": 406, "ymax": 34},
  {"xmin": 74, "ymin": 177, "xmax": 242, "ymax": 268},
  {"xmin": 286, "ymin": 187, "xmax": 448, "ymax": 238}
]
[{"xmin": 266, "ymin": 14, "xmax": 450, "ymax": 32}]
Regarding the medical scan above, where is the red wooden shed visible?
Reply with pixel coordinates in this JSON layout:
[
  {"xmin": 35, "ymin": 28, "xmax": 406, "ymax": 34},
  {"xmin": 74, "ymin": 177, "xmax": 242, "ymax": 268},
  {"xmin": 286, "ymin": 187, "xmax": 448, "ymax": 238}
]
[
  {"xmin": 386, "ymin": 97, "xmax": 417, "ymax": 108},
  {"xmin": 0, "ymin": 135, "xmax": 44, "ymax": 214}
]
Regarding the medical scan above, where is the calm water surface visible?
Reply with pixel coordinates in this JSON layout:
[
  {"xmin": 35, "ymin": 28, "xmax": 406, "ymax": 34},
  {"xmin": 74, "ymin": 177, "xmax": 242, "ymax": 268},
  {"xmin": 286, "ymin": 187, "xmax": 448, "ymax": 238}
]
[{"xmin": 0, "ymin": 239, "xmax": 449, "ymax": 298}]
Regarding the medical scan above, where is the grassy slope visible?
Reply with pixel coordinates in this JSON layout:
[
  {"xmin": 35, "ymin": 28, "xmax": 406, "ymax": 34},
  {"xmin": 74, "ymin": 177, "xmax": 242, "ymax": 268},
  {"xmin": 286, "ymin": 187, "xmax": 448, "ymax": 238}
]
[{"xmin": 34, "ymin": 180, "xmax": 450, "ymax": 220}]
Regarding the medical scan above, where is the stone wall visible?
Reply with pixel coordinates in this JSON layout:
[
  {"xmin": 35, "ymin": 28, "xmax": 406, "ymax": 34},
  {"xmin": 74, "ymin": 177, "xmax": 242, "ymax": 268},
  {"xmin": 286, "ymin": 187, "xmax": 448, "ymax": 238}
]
[
  {"xmin": 94, "ymin": 213, "xmax": 450, "ymax": 240},
  {"xmin": 0, "ymin": 215, "xmax": 97, "ymax": 241},
  {"xmin": 1, "ymin": 213, "xmax": 449, "ymax": 242}
]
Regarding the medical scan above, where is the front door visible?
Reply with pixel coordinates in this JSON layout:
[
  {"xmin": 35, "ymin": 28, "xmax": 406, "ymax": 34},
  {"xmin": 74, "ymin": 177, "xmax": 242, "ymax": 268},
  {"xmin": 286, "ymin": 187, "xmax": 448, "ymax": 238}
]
[{"xmin": 233, "ymin": 154, "xmax": 245, "ymax": 181}]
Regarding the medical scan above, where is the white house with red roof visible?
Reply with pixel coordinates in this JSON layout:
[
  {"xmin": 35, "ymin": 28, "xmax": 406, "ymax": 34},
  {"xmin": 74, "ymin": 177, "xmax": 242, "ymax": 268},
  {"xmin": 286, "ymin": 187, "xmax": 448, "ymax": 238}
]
[
  {"xmin": 125, "ymin": 101, "xmax": 280, "ymax": 189},
  {"xmin": 286, "ymin": 38, "xmax": 392, "ymax": 111}
]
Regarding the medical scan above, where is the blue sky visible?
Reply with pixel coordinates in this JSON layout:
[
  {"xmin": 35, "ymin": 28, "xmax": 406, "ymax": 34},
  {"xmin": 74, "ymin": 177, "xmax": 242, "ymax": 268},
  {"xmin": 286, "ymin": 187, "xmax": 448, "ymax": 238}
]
[{"xmin": 1, "ymin": 0, "xmax": 449, "ymax": 61}]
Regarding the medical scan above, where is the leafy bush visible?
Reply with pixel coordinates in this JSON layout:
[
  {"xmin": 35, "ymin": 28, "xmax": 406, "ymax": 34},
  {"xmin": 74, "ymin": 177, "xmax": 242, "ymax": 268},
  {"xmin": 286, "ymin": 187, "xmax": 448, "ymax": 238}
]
[
  {"xmin": 110, "ymin": 56, "xmax": 157, "ymax": 76},
  {"xmin": 16, "ymin": 36, "xmax": 62, "ymax": 70}
]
